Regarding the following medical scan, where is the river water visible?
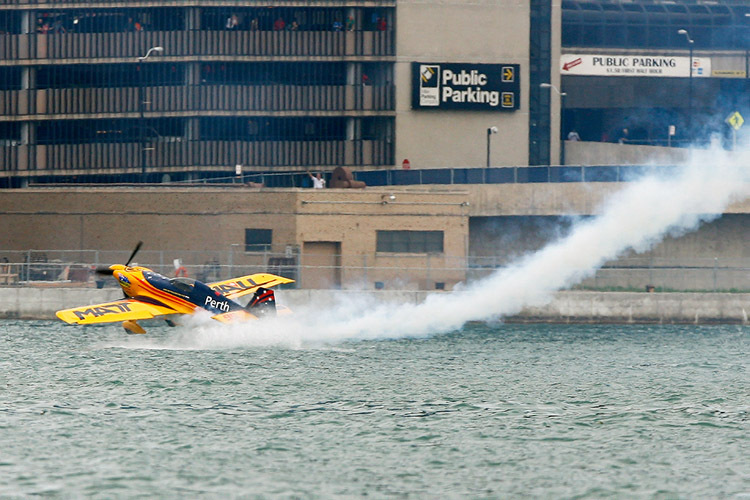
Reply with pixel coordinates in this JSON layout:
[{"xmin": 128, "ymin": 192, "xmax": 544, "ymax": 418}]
[{"xmin": 1, "ymin": 320, "xmax": 748, "ymax": 498}]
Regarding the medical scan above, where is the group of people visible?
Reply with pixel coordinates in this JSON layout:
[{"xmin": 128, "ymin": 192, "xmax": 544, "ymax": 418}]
[
  {"xmin": 332, "ymin": 16, "xmax": 356, "ymax": 32},
  {"xmin": 36, "ymin": 14, "xmax": 145, "ymax": 33},
  {"xmin": 226, "ymin": 13, "xmax": 261, "ymax": 30},
  {"xmin": 36, "ymin": 16, "xmax": 67, "ymax": 34},
  {"xmin": 223, "ymin": 13, "xmax": 386, "ymax": 32},
  {"xmin": 225, "ymin": 13, "xmax": 298, "ymax": 31},
  {"xmin": 564, "ymin": 127, "xmax": 633, "ymax": 144}
]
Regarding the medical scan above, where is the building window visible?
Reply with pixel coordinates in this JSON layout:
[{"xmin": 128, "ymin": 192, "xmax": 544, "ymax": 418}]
[
  {"xmin": 376, "ymin": 230, "xmax": 443, "ymax": 254},
  {"xmin": 245, "ymin": 229, "xmax": 272, "ymax": 252}
]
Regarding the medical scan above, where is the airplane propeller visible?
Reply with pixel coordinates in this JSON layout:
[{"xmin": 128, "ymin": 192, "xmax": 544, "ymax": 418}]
[
  {"xmin": 95, "ymin": 241, "xmax": 143, "ymax": 275},
  {"xmin": 125, "ymin": 241, "xmax": 143, "ymax": 266}
]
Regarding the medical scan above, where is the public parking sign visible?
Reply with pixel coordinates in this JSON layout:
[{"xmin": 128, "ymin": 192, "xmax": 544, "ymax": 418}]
[{"xmin": 412, "ymin": 62, "xmax": 520, "ymax": 111}]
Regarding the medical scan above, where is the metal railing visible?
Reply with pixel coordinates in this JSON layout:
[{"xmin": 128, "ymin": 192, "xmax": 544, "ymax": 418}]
[
  {"xmin": 0, "ymin": 30, "xmax": 395, "ymax": 61},
  {"xmin": 1, "ymin": 249, "xmax": 750, "ymax": 292},
  {"xmin": 354, "ymin": 164, "xmax": 681, "ymax": 187},
  {"xmin": 1, "ymin": 84, "xmax": 395, "ymax": 116},
  {"xmin": 0, "ymin": 139, "xmax": 395, "ymax": 174}
]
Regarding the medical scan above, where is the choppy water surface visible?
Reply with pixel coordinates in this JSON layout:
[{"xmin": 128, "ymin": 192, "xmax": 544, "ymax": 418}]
[{"xmin": 0, "ymin": 320, "xmax": 748, "ymax": 498}]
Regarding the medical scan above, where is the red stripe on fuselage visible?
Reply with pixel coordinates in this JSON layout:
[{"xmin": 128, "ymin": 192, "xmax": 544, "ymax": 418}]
[{"xmin": 132, "ymin": 274, "xmax": 198, "ymax": 312}]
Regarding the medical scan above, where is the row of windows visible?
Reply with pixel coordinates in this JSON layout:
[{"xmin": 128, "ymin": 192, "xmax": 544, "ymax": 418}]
[
  {"xmin": 563, "ymin": 1, "xmax": 750, "ymax": 49},
  {"xmin": 246, "ymin": 230, "xmax": 444, "ymax": 254},
  {"xmin": 376, "ymin": 231, "xmax": 444, "ymax": 254},
  {"xmin": 0, "ymin": 7, "xmax": 392, "ymax": 35},
  {"xmin": 11, "ymin": 117, "xmax": 392, "ymax": 144},
  {"xmin": 564, "ymin": 24, "xmax": 750, "ymax": 49},
  {"xmin": 18, "ymin": 62, "xmax": 391, "ymax": 89},
  {"xmin": 201, "ymin": 8, "xmax": 390, "ymax": 32},
  {"xmin": 0, "ymin": 139, "xmax": 394, "ymax": 172}
]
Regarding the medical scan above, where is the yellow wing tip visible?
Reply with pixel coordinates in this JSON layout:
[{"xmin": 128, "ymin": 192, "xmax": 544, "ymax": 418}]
[
  {"xmin": 252, "ymin": 273, "xmax": 295, "ymax": 285},
  {"xmin": 56, "ymin": 310, "xmax": 80, "ymax": 324}
]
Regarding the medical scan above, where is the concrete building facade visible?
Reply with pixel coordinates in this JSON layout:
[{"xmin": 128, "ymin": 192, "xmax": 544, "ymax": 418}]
[
  {"xmin": 3, "ymin": 183, "xmax": 750, "ymax": 292},
  {"xmin": 0, "ymin": 186, "xmax": 471, "ymax": 291}
]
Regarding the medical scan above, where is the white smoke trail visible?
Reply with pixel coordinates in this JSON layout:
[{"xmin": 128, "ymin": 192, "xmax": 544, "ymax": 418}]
[{"xmin": 119, "ymin": 149, "xmax": 750, "ymax": 350}]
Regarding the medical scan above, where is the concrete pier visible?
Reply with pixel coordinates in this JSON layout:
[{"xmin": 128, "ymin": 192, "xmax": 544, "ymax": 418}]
[{"xmin": 2, "ymin": 287, "xmax": 750, "ymax": 324}]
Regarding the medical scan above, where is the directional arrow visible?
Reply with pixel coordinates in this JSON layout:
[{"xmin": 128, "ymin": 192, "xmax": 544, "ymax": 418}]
[{"xmin": 562, "ymin": 58, "xmax": 582, "ymax": 71}]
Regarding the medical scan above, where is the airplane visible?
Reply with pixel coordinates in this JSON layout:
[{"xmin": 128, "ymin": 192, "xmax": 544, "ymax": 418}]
[{"xmin": 56, "ymin": 242, "xmax": 294, "ymax": 334}]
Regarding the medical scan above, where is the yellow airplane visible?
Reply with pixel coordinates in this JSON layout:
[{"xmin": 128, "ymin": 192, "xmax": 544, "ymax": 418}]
[{"xmin": 56, "ymin": 242, "xmax": 294, "ymax": 334}]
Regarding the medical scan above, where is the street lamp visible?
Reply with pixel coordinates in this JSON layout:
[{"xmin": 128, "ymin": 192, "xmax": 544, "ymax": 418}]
[
  {"xmin": 677, "ymin": 29, "xmax": 694, "ymax": 145},
  {"xmin": 486, "ymin": 126, "xmax": 498, "ymax": 169},
  {"xmin": 137, "ymin": 46, "xmax": 164, "ymax": 182},
  {"xmin": 540, "ymin": 83, "xmax": 567, "ymax": 165}
]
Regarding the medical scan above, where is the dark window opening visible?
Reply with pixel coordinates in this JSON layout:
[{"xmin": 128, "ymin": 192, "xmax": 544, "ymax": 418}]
[
  {"xmin": 0, "ymin": 122, "xmax": 21, "ymax": 145},
  {"xmin": 35, "ymin": 8, "xmax": 184, "ymax": 34},
  {"xmin": 37, "ymin": 118, "xmax": 184, "ymax": 145},
  {"xmin": 0, "ymin": 67, "xmax": 22, "ymax": 91},
  {"xmin": 200, "ymin": 117, "xmax": 346, "ymax": 141},
  {"xmin": 245, "ymin": 229, "xmax": 272, "ymax": 252},
  {"xmin": 201, "ymin": 7, "xmax": 374, "ymax": 32},
  {"xmin": 200, "ymin": 62, "xmax": 346, "ymax": 86},
  {"xmin": 0, "ymin": 11, "xmax": 21, "ymax": 34},
  {"xmin": 361, "ymin": 62, "xmax": 393, "ymax": 86},
  {"xmin": 38, "ymin": 63, "xmax": 184, "ymax": 89},
  {"xmin": 563, "ymin": 0, "xmax": 750, "ymax": 50},
  {"xmin": 361, "ymin": 117, "xmax": 391, "ymax": 141},
  {"xmin": 376, "ymin": 230, "xmax": 444, "ymax": 254}
]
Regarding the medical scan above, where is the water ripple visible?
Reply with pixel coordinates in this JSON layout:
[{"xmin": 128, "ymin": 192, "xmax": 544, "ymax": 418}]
[{"xmin": 0, "ymin": 321, "xmax": 748, "ymax": 498}]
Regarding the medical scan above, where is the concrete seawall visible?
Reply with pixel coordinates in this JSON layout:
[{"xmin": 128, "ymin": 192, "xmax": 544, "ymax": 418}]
[{"xmin": 2, "ymin": 287, "xmax": 750, "ymax": 324}]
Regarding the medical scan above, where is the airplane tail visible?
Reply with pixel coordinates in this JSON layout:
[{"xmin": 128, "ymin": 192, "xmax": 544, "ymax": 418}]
[{"xmin": 246, "ymin": 287, "xmax": 276, "ymax": 317}]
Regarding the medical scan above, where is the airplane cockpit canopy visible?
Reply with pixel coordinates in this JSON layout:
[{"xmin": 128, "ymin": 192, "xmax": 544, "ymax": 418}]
[{"xmin": 170, "ymin": 277, "xmax": 196, "ymax": 293}]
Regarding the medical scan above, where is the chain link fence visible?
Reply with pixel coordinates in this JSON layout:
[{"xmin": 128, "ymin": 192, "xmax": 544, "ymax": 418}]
[{"xmin": 1, "ymin": 248, "xmax": 750, "ymax": 292}]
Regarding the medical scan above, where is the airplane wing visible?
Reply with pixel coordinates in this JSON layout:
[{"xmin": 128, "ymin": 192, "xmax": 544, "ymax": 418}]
[
  {"xmin": 208, "ymin": 273, "xmax": 295, "ymax": 300},
  {"xmin": 56, "ymin": 299, "xmax": 178, "ymax": 325}
]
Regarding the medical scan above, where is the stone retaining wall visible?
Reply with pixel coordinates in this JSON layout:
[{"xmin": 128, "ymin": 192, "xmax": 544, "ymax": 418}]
[{"xmin": 2, "ymin": 287, "xmax": 750, "ymax": 324}]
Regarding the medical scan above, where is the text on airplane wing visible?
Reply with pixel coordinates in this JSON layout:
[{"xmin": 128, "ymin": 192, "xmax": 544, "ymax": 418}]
[
  {"xmin": 56, "ymin": 299, "xmax": 178, "ymax": 325},
  {"xmin": 208, "ymin": 273, "xmax": 295, "ymax": 300}
]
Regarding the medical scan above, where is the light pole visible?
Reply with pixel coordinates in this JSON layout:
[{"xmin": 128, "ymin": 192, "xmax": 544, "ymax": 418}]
[
  {"xmin": 540, "ymin": 83, "xmax": 567, "ymax": 165},
  {"xmin": 486, "ymin": 126, "xmax": 498, "ymax": 169},
  {"xmin": 678, "ymin": 29, "xmax": 694, "ymax": 145},
  {"xmin": 138, "ymin": 46, "xmax": 164, "ymax": 182}
]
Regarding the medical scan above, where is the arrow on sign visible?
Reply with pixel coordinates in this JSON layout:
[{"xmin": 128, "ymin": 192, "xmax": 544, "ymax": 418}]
[{"xmin": 562, "ymin": 58, "xmax": 582, "ymax": 71}]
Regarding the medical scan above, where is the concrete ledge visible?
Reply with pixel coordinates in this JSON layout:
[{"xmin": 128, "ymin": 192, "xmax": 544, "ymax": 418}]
[
  {"xmin": 512, "ymin": 291, "xmax": 750, "ymax": 324},
  {"xmin": 2, "ymin": 287, "xmax": 750, "ymax": 324}
]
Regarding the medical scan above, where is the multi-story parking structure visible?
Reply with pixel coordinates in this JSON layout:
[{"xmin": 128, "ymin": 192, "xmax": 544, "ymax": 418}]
[
  {"xmin": 560, "ymin": 0, "xmax": 750, "ymax": 151},
  {"xmin": 0, "ymin": 2, "xmax": 396, "ymax": 186}
]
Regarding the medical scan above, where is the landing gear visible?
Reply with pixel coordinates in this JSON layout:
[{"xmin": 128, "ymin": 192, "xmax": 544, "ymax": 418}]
[{"xmin": 122, "ymin": 320, "xmax": 146, "ymax": 334}]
